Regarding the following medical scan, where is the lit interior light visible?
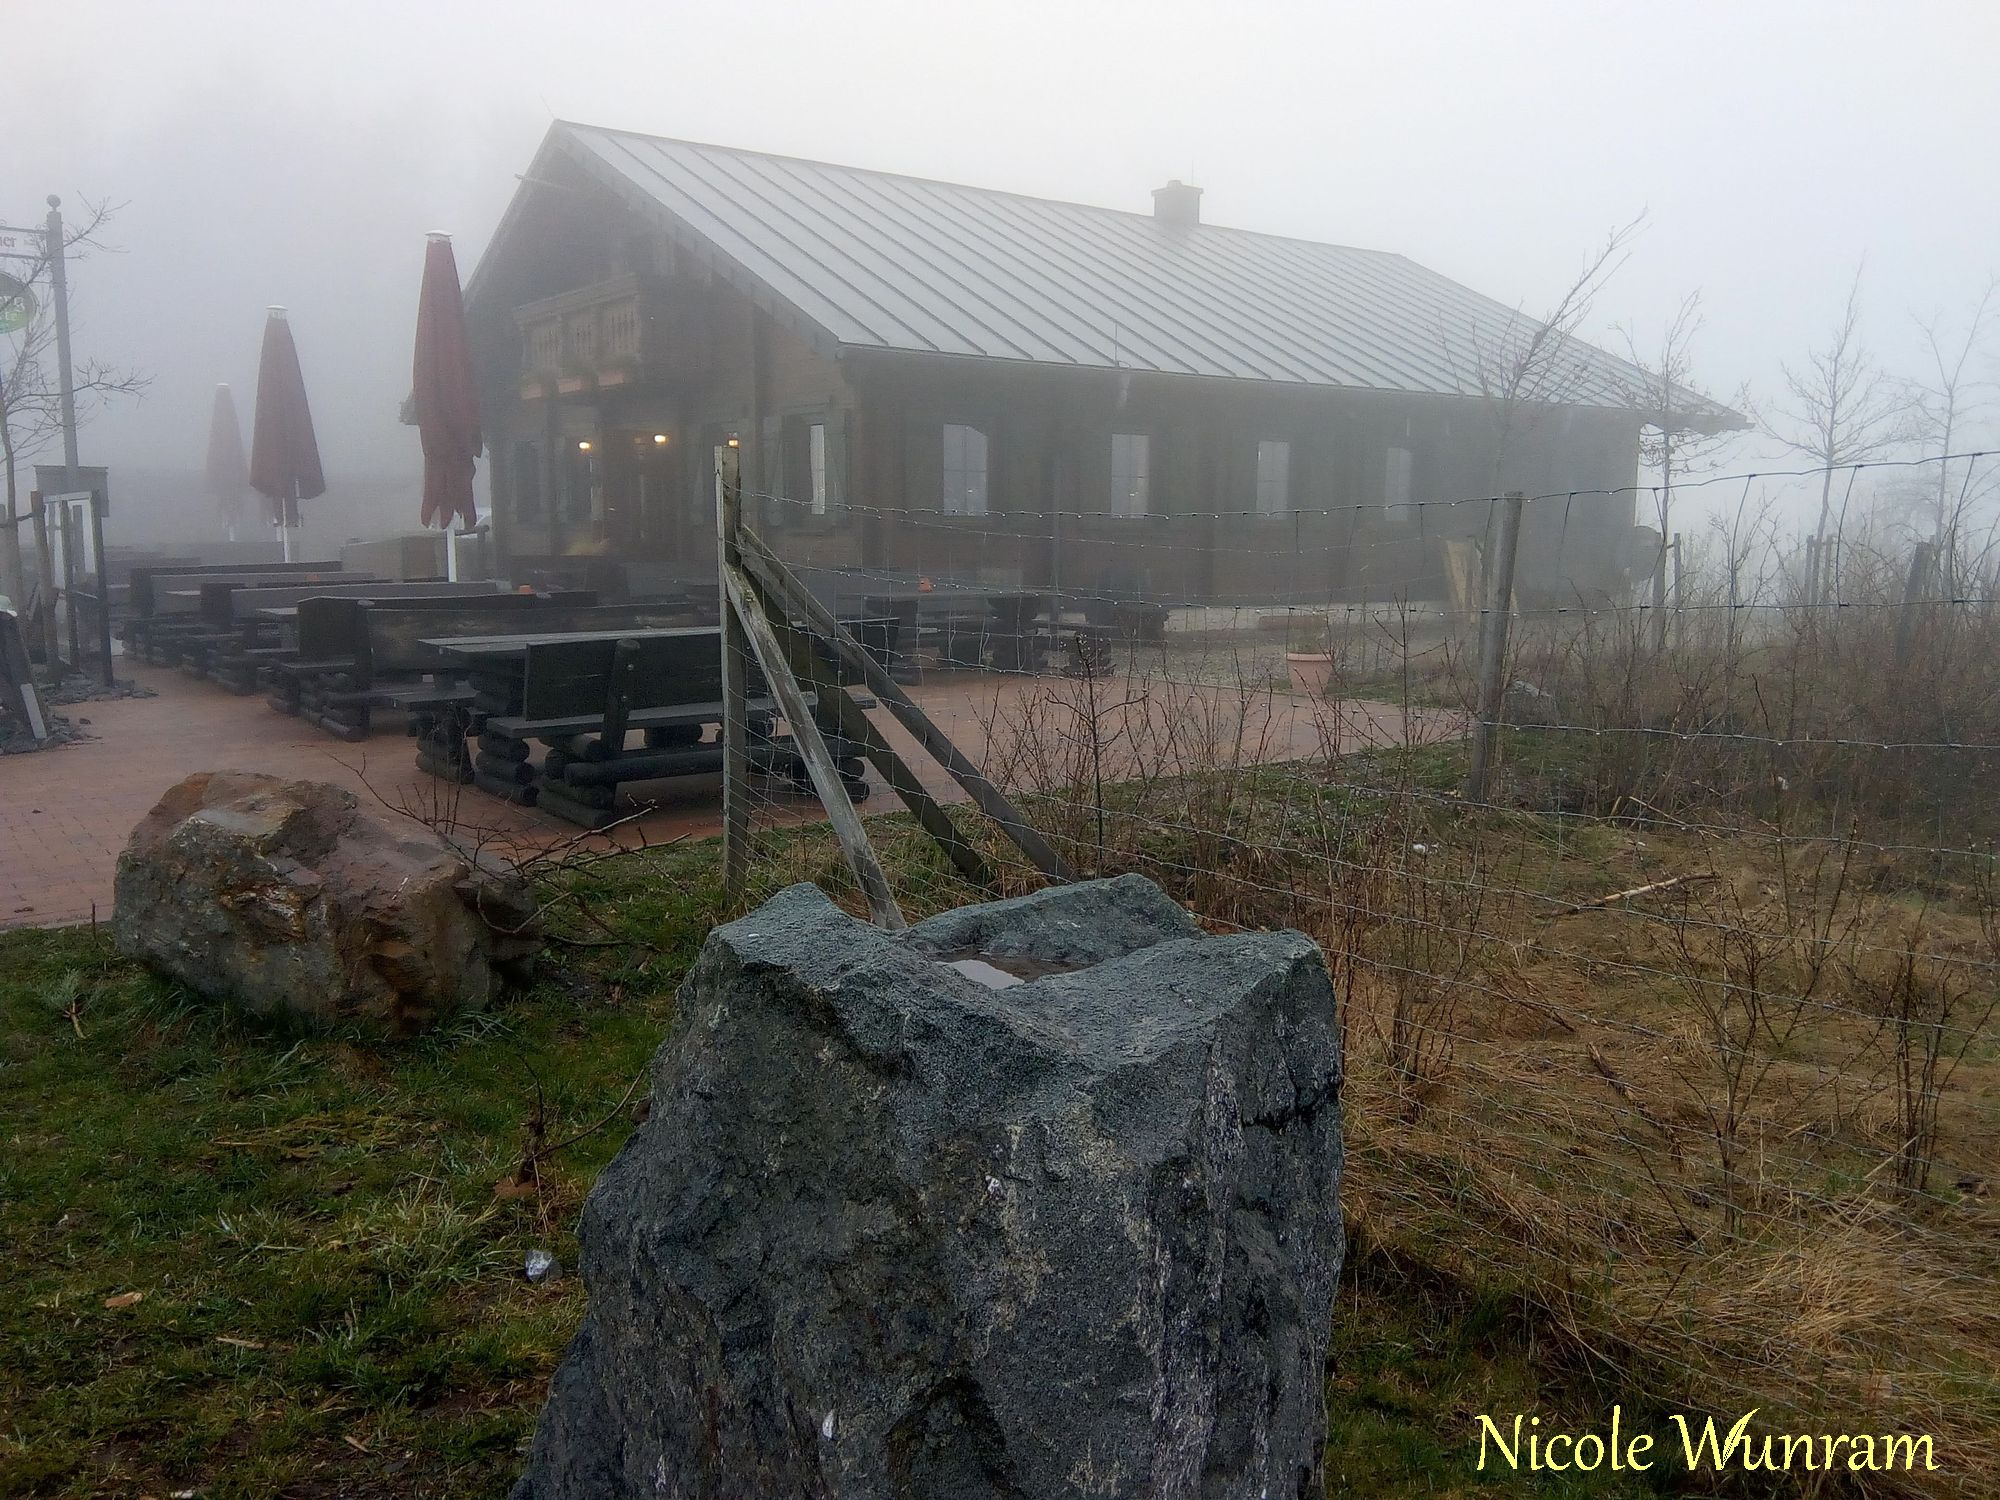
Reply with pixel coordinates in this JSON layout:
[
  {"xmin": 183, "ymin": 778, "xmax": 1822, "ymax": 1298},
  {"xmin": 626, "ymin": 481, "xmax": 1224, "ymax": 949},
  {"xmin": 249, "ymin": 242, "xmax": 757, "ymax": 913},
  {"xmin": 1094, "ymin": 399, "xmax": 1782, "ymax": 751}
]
[
  {"xmin": 652, "ymin": 433, "xmax": 669, "ymax": 445},
  {"xmin": 725, "ymin": 436, "xmax": 740, "ymax": 449},
  {"xmin": 576, "ymin": 440, "xmax": 593, "ymax": 452}
]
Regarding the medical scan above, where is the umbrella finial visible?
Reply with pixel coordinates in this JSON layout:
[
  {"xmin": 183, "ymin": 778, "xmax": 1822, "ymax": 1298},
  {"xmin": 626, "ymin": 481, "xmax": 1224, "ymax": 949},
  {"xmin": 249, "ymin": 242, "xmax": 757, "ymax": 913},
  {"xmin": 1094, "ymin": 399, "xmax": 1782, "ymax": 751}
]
[{"xmin": 47, "ymin": 193, "xmax": 61, "ymax": 209}]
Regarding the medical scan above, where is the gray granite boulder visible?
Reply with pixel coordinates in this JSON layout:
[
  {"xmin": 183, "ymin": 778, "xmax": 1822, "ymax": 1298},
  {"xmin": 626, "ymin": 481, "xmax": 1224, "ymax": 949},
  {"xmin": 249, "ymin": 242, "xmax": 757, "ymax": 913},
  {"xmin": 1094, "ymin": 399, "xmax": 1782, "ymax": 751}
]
[
  {"xmin": 114, "ymin": 770, "xmax": 538, "ymax": 1036},
  {"xmin": 514, "ymin": 873, "xmax": 1344, "ymax": 1499}
]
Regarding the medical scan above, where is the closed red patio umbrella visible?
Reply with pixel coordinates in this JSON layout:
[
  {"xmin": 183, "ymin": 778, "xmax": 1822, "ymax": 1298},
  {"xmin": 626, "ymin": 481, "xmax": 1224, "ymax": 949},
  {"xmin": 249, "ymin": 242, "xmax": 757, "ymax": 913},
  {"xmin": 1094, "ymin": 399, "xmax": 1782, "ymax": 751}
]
[
  {"xmin": 204, "ymin": 384, "xmax": 249, "ymax": 542},
  {"xmin": 249, "ymin": 306, "xmax": 325, "ymax": 561},
  {"xmin": 412, "ymin": 232, "xmax": 481, "ymax": 530}
]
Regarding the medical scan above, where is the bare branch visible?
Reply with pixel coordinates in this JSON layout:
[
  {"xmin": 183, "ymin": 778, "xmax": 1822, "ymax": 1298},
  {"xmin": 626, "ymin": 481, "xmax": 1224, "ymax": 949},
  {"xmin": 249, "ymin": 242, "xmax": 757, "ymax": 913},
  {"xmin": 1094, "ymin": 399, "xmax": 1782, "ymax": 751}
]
[{"xmin": 1439, "ymin": 213, "xmax": 1647, "ymax": 490}]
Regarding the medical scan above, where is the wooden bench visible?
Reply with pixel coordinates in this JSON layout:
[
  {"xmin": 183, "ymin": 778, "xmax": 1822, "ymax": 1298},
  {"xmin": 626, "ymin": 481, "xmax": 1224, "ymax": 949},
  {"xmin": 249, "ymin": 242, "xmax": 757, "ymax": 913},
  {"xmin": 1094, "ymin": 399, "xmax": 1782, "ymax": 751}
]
[
  {"xmin": 444, "ymin": 618, "xmax": 892, "ymax": 828},
  {"xmin": 136, "ymin": 573, "xmax": 370, "ymax": 667},
  {"xmin": 180, "ymin": 578, "xmax": 499, "ymax": 688},
  {"xmin": 271, "ymin": 595, "xmax": 715, "ymax": 742},
  {"xmin": 124, "ymin": 562, "xmax": 345, "ymax": 660}
]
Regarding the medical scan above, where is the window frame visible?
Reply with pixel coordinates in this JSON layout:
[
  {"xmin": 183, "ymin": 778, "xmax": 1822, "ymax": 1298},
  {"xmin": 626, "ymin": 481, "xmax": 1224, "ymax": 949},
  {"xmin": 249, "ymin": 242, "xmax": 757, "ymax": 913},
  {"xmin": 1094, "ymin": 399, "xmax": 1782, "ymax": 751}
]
[
  {"xmin": 1109, "ymin": 431, "xmax": 1150, "ymax": 519},
  {"xmin": 941, "ymin": 422, "xmax": 990, "ymax": 518},
  {"xmin": 1384, "ymin": 445, "xmax": 1416, "ymax": 527},
  {"xmin": 1255, "ymin": 438, "xmax": 1292, "ymax": 518},
  {"xmin": 808, "ymin": 422, "xmax": 828, "ymax": 516}
]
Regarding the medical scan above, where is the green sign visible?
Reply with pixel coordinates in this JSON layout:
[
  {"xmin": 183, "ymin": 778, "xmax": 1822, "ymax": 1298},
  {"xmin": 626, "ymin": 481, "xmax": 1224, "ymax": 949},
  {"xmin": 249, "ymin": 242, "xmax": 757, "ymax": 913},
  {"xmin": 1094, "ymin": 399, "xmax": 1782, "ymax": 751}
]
[{"xmin": 0, "ymin": 273, "xmax": 34, "ymax": 334}]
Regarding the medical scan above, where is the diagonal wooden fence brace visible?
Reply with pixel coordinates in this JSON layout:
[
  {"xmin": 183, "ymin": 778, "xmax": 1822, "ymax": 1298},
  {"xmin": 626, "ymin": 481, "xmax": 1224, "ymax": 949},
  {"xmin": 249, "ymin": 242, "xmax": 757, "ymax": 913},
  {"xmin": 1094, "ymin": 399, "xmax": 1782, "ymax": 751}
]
[
  {"xmin": 739, "ymin": 569, "xmax": 995, "ymax": 891},
  {"xmin": 737, "ymin": 529, "xmax": 1075, "ymax": 884},
  {"xmin": 720, "ymin": 559, "xmax": 907, "ymax": 931}
]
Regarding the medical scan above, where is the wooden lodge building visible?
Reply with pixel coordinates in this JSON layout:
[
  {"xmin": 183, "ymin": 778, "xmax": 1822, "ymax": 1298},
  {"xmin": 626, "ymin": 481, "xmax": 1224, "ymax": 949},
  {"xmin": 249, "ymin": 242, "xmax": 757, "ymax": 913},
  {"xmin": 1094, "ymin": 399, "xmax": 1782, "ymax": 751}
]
[{"xmin": 466, "ymin": 123, "xmax": 1734, "ymax": 609}]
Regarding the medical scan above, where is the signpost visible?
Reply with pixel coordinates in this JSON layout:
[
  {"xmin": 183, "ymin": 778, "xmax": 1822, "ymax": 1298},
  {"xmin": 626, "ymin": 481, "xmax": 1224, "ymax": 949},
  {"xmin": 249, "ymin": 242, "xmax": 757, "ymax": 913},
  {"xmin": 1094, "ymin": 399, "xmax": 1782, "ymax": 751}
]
[{"xmin": 35, "ymin": 470, "xmax": 113, "ymax": 686}]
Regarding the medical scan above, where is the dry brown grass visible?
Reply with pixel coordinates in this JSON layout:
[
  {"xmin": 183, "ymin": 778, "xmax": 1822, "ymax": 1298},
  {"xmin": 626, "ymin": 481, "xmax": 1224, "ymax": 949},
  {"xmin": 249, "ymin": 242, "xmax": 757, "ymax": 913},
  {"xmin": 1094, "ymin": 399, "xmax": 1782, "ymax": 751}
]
[
  {"xmin": 879, "ymin": 609, "xmax": 2000, "ymax": 1496},
  {"xmin": 723, "ymin": 531, "xmax": 2000, "ymax": 1492}
]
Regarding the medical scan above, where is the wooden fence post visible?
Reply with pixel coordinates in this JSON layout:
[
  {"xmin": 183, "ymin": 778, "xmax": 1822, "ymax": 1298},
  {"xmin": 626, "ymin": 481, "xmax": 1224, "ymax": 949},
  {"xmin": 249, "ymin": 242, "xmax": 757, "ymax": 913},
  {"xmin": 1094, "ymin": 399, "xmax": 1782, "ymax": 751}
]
[
  {"xmin": 720, "ymin": 558, "xmax": 906, "ymax": 931},
  {"xmin": 739, "ymin": 529, "xmax": 1075, "ymax": 883},
  {"xmin": 716, "ymin": 440, "xmax": 750, "ymax": 903},
  {"xmin": 1461, "ymin": 490, "xmax": 1525, "ymax": 804}
]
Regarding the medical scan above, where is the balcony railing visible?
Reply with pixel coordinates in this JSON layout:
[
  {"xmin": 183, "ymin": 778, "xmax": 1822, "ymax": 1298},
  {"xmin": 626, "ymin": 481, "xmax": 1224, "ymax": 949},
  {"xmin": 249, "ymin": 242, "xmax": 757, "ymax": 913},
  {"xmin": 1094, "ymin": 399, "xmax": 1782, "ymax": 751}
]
[{"xmin": 514, "ymin": 273, "xmax": 702, "ymax": 398}]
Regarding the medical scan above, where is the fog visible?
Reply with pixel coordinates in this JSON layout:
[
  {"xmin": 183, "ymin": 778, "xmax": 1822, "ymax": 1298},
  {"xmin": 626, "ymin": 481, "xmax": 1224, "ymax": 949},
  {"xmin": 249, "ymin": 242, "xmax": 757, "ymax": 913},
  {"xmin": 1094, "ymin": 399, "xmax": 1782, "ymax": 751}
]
[{"xmin": 13, "ymin": 0, "xmax": 2000, "ymax": 544}]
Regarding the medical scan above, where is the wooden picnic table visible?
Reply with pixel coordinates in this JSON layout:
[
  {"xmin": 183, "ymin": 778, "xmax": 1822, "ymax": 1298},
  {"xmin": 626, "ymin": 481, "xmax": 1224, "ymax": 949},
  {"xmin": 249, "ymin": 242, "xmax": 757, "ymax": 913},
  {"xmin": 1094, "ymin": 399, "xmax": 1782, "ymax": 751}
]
[
  {"xmin": 421, "ymin": 624, "xmax": 717, "ymax": 658},
  {"xmin": 421, "ymin": 620, "xmax": 888, "ymax": 827}
]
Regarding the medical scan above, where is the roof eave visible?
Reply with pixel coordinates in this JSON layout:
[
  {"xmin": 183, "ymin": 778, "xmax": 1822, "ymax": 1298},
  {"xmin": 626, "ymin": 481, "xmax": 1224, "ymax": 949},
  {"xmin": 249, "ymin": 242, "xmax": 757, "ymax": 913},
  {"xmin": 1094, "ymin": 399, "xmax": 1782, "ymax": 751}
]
[{"xmin": 842, "ymin": 346, "xmax": 1751, "ymax": 422}]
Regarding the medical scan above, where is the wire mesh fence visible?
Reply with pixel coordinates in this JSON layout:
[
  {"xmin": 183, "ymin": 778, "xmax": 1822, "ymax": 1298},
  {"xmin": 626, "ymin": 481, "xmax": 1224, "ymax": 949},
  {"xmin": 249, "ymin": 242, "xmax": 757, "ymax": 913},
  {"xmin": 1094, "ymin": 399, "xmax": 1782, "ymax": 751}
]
[{"xmin": 715, "ymin": 449, "xmax": 1999, "ymax": 1490}]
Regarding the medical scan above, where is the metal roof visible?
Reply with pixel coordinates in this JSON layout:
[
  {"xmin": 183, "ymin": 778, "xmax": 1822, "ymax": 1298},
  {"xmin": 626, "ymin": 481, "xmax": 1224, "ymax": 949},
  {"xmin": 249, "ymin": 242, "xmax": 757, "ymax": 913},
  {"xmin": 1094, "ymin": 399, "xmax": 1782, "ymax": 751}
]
[{"xmin": 538, "ymin": 122, "xmax": 1729, "ymax": 420}]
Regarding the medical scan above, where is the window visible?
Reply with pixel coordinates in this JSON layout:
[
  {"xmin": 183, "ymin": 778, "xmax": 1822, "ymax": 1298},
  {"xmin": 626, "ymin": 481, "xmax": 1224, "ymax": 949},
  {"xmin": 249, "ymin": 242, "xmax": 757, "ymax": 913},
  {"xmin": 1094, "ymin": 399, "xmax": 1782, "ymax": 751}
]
[
  {"xmin": 779, "ymin": 415, "xmax": 834, "ymax": 520},
  {"xmin": 1111, "ymin": 433, "xmax": 1149, "ymax": 517},
  {"xmin": 1385, "ymin": 446, "xmax": 1415, "ymax": 525},
  {"xmin": 1255, "ymin": 439, "xmax": 1291, "ymax": 517},
  {"xmin": 942, "ymin": 424, "xmax": 989, "ymax": 516}
]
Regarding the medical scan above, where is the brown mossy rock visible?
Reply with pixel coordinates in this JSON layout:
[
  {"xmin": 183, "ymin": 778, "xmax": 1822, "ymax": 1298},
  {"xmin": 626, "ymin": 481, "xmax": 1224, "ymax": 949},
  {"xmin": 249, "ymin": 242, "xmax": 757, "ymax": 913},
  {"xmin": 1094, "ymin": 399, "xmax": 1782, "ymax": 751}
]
[{"xmin": 113, "ymin": 771, "xmax": 539, "ymax": 1036}]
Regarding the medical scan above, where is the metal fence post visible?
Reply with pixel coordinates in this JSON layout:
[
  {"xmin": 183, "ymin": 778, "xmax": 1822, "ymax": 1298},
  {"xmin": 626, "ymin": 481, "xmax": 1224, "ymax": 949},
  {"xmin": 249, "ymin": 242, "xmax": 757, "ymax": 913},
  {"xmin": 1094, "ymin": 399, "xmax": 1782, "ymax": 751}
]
[
  {"xmin": 89, "ymin": 488, "xmax": 112, "ymax": 685},
  {"xmin": 1461, "ymin": 490, "xmax": 1524, "ymax": 803},
  {"xmin": 1893, "ymin": 539, "xmax": 1937, "ymax": 669},
  {"xmin": 1670, "ymin": 532, "xmax": 1687, "ymax": 654},
  {"xmin": 1650, "ymin": 529, "xmax": 1669, "ymax": 655},
  {"xmin": 716, "ymin": 439, "xmax": 749, "ymax": 901},
  {"xmin": 59, "ymin": 500, "xmax": 81, "ymax": 671}
]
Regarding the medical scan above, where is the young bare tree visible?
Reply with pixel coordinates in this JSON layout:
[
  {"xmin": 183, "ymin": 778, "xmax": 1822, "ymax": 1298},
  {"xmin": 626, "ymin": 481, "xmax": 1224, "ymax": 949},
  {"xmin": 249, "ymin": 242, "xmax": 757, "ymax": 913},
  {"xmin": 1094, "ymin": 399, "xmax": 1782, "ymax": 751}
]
[
  {"xmin": 1763, "ymin": 269, "xmax": 1906, "ymax": 600},
  {"xmin": 1440, "ymin": 215, "xmax": 1642, "ymax": 801},
  {"xmin": 0, "ymin": 201, "xmax": 147, "ymax": 636},
  {"xmin": 1904, "ymin": 277, "xmax": 1997, "ymax": 576},
  {"xmin": 1619, "ymin": 291, "xmax": 1747, "ymax": 647},
  {"xmin": 1442, "ymin": 214, "xmax": 1648, "ymax": 498}
]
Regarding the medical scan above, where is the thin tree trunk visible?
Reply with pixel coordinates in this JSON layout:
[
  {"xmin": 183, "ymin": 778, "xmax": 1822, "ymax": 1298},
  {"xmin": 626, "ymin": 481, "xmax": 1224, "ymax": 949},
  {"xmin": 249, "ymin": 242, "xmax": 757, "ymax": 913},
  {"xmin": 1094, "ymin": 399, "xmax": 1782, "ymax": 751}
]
[
  {"xmin": 0, "ymin": 424, "xmax": 25, "ymax": 611},
  {"xmin": 1810, "ymin": 464, "xmax": 1837, "ymax": 604}
]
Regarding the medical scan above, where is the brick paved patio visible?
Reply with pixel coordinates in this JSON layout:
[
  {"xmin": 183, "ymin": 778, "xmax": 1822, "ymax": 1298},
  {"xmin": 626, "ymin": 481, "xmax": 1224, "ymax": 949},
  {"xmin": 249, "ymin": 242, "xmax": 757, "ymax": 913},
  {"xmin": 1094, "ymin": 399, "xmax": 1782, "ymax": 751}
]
[{"xmin": 1, "ymin": 659, "xmax": 1447, "ymax": 931}]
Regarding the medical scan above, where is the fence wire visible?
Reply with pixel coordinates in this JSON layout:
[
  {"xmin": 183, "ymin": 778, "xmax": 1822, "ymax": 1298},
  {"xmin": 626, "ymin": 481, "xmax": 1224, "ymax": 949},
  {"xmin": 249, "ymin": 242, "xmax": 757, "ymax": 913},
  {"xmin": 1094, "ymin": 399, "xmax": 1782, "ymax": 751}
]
[{"xmin": 714, "ymin": 450, "xmax": 1999, "ymax": 1493}]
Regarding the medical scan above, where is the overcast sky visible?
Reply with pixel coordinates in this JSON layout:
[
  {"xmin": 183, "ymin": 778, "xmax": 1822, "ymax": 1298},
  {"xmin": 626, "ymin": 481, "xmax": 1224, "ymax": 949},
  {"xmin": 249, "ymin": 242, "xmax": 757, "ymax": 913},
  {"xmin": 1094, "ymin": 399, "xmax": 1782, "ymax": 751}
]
[{"xmin": 14, "ymin": 0, "xmax": 1999, "ymax": 518}]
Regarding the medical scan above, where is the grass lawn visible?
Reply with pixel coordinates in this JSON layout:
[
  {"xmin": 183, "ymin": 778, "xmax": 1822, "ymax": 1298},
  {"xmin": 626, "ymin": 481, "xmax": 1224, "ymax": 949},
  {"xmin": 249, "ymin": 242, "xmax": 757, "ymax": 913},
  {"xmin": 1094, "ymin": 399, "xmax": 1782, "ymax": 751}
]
[{"xmin": 3, "ymin": 836, "xmax": 1703, "ymax": 1497}]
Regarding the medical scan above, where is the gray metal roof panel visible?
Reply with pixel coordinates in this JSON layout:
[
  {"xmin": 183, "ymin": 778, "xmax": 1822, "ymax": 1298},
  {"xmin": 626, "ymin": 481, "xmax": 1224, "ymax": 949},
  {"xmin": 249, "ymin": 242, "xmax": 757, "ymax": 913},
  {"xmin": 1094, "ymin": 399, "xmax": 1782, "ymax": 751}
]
[{"xmin": 553, "ymin": 123, "xmax": 1722, "ymax": 416}]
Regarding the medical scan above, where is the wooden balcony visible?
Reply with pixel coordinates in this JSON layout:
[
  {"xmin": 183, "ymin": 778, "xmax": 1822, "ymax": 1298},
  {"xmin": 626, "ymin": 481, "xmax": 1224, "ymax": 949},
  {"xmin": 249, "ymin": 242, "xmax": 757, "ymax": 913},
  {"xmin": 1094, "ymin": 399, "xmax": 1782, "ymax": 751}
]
[{"xmin": 513, "ymin": 274, "xmax": 706, "ymax": 399}]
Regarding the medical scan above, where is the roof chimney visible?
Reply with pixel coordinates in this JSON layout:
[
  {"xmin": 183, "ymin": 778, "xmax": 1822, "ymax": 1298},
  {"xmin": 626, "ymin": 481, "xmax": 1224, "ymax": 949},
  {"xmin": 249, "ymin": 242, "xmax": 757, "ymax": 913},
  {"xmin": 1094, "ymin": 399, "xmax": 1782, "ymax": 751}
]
[{"xmin": 1151, "ymin": 179, "xmax": 1202, "ymax": 229}]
